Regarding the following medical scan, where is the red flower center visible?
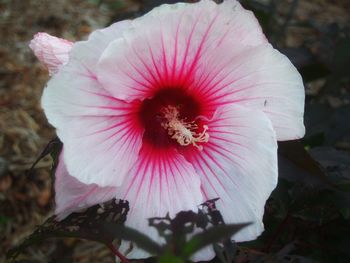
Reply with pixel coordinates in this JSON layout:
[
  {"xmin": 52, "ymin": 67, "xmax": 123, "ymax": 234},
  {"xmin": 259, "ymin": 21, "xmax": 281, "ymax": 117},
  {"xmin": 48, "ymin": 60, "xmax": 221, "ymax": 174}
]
[{"xmin": 139, "ymin": 87, "xmax": 208, "ymax": 149}]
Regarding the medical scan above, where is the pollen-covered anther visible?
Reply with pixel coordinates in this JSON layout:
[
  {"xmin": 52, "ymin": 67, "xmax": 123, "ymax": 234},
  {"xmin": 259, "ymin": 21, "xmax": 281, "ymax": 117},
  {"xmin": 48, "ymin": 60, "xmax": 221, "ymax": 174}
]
[{"xmin": 160, "ymin": 105, "xmax": 209, "ymax": 150}]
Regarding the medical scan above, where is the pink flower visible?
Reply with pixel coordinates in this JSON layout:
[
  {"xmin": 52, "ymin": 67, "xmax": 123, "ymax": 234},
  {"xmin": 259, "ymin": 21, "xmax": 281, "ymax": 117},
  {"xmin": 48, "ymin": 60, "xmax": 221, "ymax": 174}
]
[
  {"xmin": 31, "ymin": 0, "xmax": 305, "ymax": 260},
  {"xmin": 29, "ymin": 32, "xmax": 73, "ymax": 75}
]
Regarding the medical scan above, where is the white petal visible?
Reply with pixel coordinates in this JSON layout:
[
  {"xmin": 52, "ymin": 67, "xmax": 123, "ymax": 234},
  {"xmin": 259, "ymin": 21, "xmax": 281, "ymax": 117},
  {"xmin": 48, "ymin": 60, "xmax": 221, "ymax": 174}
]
[
  {"xmin": 196, "ymin": 44, "xmax": 305, "ymax": 141},
  {"xmin": 54, "ymin": 150, "xmax": 116, "ymax": 219},
  {"xmin": 97, "ymin": 0, "xmax": 267, "ymax": 101},
  {"xmin": 181, "ymin": 104, "xmax": 278, "ymax": 242},
  {"xmin": 41, "ymin": 21, "xmax": 143, "ymax": 187},
  {"xmin": 42, "ymin": 20, "xmax": 133, "ymax": 129},
  {"xmin": 116, "ymin": 146, "xmax": 203, "ymax": 259},
  {"xmin": 97, "ymin": 0, "xmax": 304, "ymax": 141},
  {"xmin": 70, "ymin": 20, "xmax": 132, "ymax": 74}
]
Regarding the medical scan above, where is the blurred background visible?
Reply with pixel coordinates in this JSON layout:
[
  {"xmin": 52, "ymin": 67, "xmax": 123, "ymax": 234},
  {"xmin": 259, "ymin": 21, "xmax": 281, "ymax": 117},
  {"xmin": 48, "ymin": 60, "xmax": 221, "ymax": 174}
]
[{"xmin": 0, "ymin": 0, "xmax": 349, "ymax": 262}]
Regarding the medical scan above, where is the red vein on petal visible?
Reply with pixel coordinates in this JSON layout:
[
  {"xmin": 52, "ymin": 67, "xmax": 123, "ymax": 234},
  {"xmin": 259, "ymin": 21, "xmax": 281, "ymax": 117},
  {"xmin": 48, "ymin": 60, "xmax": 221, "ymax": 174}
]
[
  {"xmin": 196, "ymin": 153, "xmax": 231, "ymax": 197},
  {"xmin": 160, "ymin": 26, "xmax": 169, "ymax": 86},
  {"xmin": 206, "ymin": 143, "xmax": 247, "ymax": 172},
  {"xmin": 171, "ymin": 9, "xmax": 186, "ymax": 82},
  {"xmin": 182, "ymin": 13, "xmax": 220, "ymax": 87},
  {"xmin": 124, "ymin": 148, "xmax": 149, "ymax": 200},
  {"xmin": 146, "ymin": 39, "xmax": 165, "ymax": 88},
  {"xmin": 147, "ymin": 148, "xmax": 157, "ymax": 204},
  {"xmin": 177, "ymin": 13, "xmax": 203, "ymax": 82},
  {"xmin": 192, "ymin": 156, "xmax": 221, "ymax": 198},
  {"xmin": 202, "ymin": 148, "xmax": 239, "ymax": 189},
  {"xmin": 131, "ymin": 42, "xmax": 161, "ymax": 88},
  {"xmin": 124, "ymin": 56, "xmax": 155, "ymax": 88}
]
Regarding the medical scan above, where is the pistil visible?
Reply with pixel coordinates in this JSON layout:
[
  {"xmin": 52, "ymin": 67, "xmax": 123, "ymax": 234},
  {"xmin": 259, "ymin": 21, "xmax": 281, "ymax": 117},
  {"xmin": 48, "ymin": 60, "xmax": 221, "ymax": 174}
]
[{"xmin": 161, "ymin": 105, "xmax": 209, "ymax": 150}]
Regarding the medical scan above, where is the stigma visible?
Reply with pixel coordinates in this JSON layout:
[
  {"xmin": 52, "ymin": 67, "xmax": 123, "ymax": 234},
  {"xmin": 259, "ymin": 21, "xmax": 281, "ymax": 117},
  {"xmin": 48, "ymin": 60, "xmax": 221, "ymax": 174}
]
[{"xmin": 161, "ymin": 105, "xmax": 209, "ymax": 150}]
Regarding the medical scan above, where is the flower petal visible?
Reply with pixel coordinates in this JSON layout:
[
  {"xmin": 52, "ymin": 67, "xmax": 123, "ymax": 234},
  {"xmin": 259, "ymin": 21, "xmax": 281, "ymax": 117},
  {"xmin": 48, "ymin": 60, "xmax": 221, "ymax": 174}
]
[
  {"xmin": 97, "ymin": 0, "xmax": 267, "ymax": 101},
  {"xmin": 116, "ymin": 145, "xmax": 203, "ymax": 259},
  {"xmin": 70, "ymin": 20, "xmax": 132, "ymax": 75},
  {"xmin": 196, "ymin": 43, "xmax": 305, "ymax": 141},
  {"xmin": 181, "ymin": 104, "xmax": 278, "ymax": 241},
  {"xmin": 41, "ymin": 21, "xmax": 143, "ymax": 187},
  {"xmin": 55, "ymin": 150, "xmax": 116, "ymax": 219},
  {"xmin": 60, "ymin": 110, "xmax": 143, "ymax": 187},
  {"xmin": 29, "ymin": 32, "xmax": 73, "ymax": 75},
  {"xmin": 42, "ymin": 20, "xmax": 133, "ymax": 127},
  {"xmin": 42, "ymin": 66, "xmax": 143, "ymax": 187}
]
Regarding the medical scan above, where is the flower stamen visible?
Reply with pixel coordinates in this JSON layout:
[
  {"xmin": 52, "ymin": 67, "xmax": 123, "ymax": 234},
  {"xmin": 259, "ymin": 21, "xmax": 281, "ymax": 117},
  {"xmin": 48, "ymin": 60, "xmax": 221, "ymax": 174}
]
[{"xmin": 161, "ymin": 105, "xmax": 209, "ymax": 150}]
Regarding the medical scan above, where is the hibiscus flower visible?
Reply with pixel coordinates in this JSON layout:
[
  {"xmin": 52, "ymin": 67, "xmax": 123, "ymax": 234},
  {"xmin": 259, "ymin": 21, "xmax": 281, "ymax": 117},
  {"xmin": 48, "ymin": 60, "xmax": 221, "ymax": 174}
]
[{"xmin": 30, "ymin": 0, "xmax": 305, "ymax": 260}]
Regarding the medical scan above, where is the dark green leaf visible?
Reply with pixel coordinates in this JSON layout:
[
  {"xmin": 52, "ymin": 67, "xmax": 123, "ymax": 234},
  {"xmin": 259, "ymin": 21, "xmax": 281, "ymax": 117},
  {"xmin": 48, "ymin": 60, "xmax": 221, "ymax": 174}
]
[
  {"xmin": 27, "ymin": 137, "xmax": 62, "ymax": 177},
  {"xmin": 157, "ymin": 252, "xmax": 185, "ymax": 263},
  {"xmin": 182, "ymin": 223, "xmax": 250, "ymax": 257},
  {"xmin": 278, "ymin": 141, "xmax": 335, "ymax": 188},
  {"xmin": 7, "ymin": 199, "xmax": 129, "ymax": 261},
  {"xmin": 100, "ymin": 222, "xmax": 163, "ymax": 255}
]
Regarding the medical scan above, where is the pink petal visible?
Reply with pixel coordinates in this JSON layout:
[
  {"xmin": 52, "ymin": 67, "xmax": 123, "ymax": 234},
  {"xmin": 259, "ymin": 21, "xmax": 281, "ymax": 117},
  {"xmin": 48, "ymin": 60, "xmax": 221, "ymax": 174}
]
[
  {"xmin": 55, "ymin": 147, "xmax": 211, "ymax": 260},
  {"xmin": 70, "ymin": 20, "xmax": 132, "ymax": 75},
  {"xmin": 54, "ymin": 150, "xmax": 116, "ymax": 219},
  {"xmin": 180, "ymin": 104, "xmax": 278, "ymax": 242},
  {"xmin": 43, "ymin": 90, "xmax": 143, "ymax": 187},
  {"xmin": 58, "ymin": 109, "xmax": 143, "ymax": 187},
  {"xmin": 97, "ymin": 0, "xmax": 267, "ymax": 101},
  {"xmin": 29, "ymin": 32, "xmax": 73, "ymax": 75},
  {"xmin": 196, "ymin": 43, "xmax": 305, "ymax": 141},
  {"xmin": 54, "ymin": 146, "xmax": 211, "ymax": 260},
  {"xmin": 116, "ymin": 146, "xmax": 203, "ymax": 259},
  {"xmin": 41, "ymin": 20, "xmax": 133, "ymax": 129},
  {"xmin": 42, "ymin": 22, "xmax": 143, "ymax": 187}
]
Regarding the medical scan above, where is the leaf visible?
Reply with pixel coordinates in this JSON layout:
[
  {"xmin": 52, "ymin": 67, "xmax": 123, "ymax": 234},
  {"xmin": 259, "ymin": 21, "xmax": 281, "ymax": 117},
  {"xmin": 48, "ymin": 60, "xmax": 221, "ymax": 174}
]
[
  {"xmin": 27, "ymin": 137, "xmax": 62, "ymax": 177},
  {"xmin": 148, "ymin": 210, "xmax": 202, "ymax": 245},
  {"xmin": 199, "ymin": 199, "xmax": 237, "ymax": 262},
  {"xmin": 157, "ymin": 253, "xmax": 185, "ymax": 263},
  {"xmin": 7, "ymin": 199, "xmax": 129, "ymax": 261},
  {"xmin": 309, "ymin": 147, "xmax": 350, "ymax": 180},
  {"xmin": 200, "ymin": 198, "xmax": 225, "ymax": 225},
  {"xmin": 278, "ymin": 141, "xmax": 335, "ymax": 188},
  {"xmin": 100, "ymin": 222, "xmax": 163, "ymax": 255},
  {"xmin": 213, "ymin": 241, "xmax": 237, "ymax": 263},
  {"xmin": 182, "ymin": 223, "xmax": 250, "ymax": 257}
]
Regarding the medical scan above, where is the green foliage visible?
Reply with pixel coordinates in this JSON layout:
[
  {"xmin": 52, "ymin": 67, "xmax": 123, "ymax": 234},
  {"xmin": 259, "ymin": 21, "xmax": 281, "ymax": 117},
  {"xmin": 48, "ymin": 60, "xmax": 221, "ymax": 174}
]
[
  {"xmin": 182, "ymin": 224, "xmax": 250, "ymax": 258},
  {"xmin": 27, "ymin": 137, "xmax": 62, "ymax": 178},
  {"xmin": 239, "ymin": 142, "xmax": 350, "ymax": 263},
  {"xmin": 6, "ymin": 195, "xmax": 251, "ymax": 263},
  {"xmin": 101, "ymin": 222, "xmax": 163, "ymax": 255},
  {"xmin": 6, "ymin": 199, "xmax": 129, "ymax": 262}
]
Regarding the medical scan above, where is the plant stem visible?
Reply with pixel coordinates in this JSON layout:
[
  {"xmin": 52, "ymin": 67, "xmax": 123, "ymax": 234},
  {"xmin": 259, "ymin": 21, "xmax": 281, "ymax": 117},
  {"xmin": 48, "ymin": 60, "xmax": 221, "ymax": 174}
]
[{"xmin": 107, "ymin": 243, "xmax": 130, "ymax": 263}]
